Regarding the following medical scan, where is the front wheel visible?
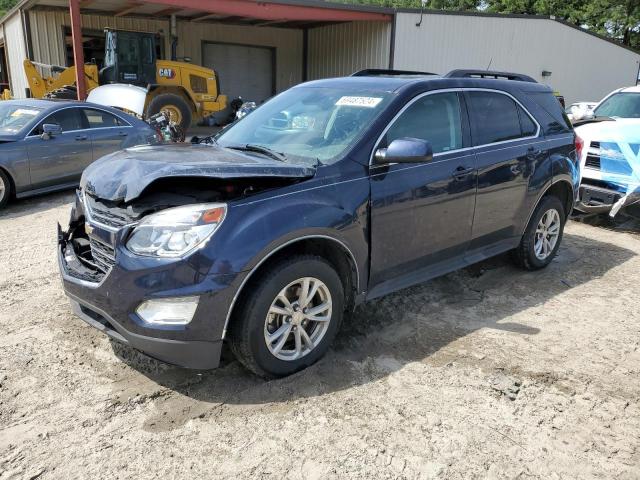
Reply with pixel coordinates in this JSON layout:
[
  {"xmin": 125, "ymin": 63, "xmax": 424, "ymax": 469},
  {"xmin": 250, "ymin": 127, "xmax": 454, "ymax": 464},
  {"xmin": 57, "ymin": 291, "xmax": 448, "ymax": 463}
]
[
  {"xmin": 229, "ymin": 256, "xmax": 344, "ymax": 378},
  {"xmin": 512, "ymin": 195, "xmax": 566, "ymax": 270}
]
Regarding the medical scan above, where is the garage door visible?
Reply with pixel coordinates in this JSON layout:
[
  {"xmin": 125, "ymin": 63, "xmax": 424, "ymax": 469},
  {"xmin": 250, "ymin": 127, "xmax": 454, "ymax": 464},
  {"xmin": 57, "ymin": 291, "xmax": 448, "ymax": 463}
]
[{"xmin": 202, "ymin": 42, "xmax": 275, "ymax": 121}]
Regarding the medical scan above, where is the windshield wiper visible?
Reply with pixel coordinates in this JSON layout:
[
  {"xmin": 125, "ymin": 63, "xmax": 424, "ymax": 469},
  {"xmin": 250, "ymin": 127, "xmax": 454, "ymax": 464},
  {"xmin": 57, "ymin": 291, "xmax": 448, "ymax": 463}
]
[{"xmin": 228, "ymin": 144, "xmax": 287, "ymax": 162}]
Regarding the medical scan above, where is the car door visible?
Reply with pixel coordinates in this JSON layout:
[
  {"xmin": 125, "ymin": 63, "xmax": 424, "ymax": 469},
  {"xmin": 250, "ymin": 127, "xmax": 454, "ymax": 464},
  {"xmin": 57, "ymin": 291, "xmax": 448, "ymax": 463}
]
[
  {"xmin": 368, "ymin": 91, "xmax": 477, "ymax": 297},
  {"xmin": 464, "ymin": 90, "xmax": 542, "ymax": 255},
  {"xmin": 82, "ymin": 108, "xmax": 132, "ymax": 160},
  {"xmin": 25, "ymin": 107, "xmax": 93, "ymax": 189}
]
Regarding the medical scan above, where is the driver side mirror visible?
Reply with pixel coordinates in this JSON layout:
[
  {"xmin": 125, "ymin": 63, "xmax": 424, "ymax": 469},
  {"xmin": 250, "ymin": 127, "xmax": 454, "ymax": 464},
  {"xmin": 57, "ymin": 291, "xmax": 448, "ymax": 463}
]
[
  {"xmin": 374, "ymin": 138, "xmax": 433, "ymax": 164},
  {"xmin": 41, "ymin": 123, "xmax": 62, "ymax": 140}
]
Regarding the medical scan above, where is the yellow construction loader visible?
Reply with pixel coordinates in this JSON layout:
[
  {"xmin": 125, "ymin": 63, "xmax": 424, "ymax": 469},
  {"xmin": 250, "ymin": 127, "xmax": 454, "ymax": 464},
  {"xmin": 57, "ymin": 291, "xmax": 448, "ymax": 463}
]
[{"xmin": 20, "ymin": 29, "xmax": 227, "ymax": 129}]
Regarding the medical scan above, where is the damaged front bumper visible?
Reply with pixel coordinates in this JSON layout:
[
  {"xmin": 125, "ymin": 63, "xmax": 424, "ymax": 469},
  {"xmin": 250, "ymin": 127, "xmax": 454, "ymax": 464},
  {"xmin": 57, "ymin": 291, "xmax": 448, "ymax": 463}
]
[
  {"xmin": 57, "ymin": 191, "xmax": 242, "ymax": 369},
  {"xmin": 575, "ymin": 179, "xmax": 640, "ymax": 217}
]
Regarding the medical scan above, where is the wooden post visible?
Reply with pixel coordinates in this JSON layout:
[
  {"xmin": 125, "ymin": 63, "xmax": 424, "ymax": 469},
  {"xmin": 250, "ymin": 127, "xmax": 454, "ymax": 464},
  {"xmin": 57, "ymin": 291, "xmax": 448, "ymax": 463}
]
[{"xmin": 69, "ymin": 0, "xmax": 86, "ymax": 100}]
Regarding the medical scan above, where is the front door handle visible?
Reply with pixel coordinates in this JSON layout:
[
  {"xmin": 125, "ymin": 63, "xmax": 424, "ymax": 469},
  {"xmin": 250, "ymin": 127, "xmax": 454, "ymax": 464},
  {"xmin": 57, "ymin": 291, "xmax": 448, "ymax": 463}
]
[
  {"xmin": 118, "ymin": 131, "xmax": 128, "ymax": 137},
  {"xmin": 75, "ymin": 135, "xmax": 88, "ymax": 141},
  {"xmin": 451, "ymin": 166, "xmax": 474, "ymax": 180}
]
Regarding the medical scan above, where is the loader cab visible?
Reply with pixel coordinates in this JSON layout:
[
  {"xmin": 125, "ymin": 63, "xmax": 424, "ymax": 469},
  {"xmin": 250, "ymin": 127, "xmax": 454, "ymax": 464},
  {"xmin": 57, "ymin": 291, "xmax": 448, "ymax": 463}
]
[{"xmin": 100, "ymin": 30, "xmax": 160, "ymax": 86}]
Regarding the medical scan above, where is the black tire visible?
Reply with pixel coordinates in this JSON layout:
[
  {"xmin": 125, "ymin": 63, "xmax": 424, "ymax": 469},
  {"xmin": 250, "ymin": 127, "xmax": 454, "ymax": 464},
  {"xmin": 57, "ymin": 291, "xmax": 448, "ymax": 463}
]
[
  {"xmin": 0, "ymin": 169, "xmax": 11, "ymax": 210},
  {"xmin": 147, "ymin": 93, "xmax": 192, "ymax": 130},
  {"xmin": 512, "ymin": 195, "xmax": 566, "ymax": 270},
  {"xmin": 228, "ymin": 255, "xmax": 345, "ymax": 378}
]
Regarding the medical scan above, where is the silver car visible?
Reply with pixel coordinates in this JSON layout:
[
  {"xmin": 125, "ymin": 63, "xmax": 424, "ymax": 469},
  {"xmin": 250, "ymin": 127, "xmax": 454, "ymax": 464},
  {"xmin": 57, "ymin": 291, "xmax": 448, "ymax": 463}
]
[{"xmin": 0, "ymin": 99, "xmax": 159, "ymax": 209}]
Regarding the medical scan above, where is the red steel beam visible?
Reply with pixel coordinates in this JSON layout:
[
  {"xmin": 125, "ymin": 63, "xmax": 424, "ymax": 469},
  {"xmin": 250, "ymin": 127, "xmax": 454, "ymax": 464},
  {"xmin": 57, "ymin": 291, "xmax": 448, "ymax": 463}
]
[
  {"xmin": 69, "ymin": 0, "xmax": 86, "ymax": 100},
  {"xmin": 138, "ymin": 0, "xmax": 391, "ymax": 22}
]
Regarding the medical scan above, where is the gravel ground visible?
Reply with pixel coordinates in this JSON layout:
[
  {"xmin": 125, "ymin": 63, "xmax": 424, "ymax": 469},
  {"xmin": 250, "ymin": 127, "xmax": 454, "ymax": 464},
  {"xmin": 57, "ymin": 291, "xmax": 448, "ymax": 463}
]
[{"xmin": 1, "ymin": 191, "xmax": 639, "ymax": 480}]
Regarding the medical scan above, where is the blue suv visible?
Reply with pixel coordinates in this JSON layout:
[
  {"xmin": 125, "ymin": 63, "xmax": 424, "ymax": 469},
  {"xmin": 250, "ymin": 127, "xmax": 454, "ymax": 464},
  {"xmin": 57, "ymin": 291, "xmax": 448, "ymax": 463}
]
[{"xmin": 58, "ymin": 71, "xmax": 579, "ymax": 377}]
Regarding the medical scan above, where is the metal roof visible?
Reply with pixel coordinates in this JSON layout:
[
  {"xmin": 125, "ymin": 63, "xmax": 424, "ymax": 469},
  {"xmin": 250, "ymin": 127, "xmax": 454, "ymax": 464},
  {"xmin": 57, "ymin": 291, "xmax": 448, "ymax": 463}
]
[
  {"xmin": 1, "ymin": 0, "xmax": 636, "ymax": 54},
  {"xmin": 2, "ymin": 0, "xmax": 391, "ymax": 29}
]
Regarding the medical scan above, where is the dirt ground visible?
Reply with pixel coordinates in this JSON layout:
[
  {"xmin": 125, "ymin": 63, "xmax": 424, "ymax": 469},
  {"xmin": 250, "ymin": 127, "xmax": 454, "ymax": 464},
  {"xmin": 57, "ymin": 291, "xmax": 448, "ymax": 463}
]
[{"xmin": 1, "ymin": 191, "xmax": 639, "ymax": 480}]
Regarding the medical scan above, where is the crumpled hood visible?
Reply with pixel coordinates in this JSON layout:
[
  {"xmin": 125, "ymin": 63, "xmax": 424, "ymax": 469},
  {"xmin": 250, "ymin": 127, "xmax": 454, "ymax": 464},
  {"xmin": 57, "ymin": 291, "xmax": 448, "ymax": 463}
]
[{"xmin": 81, "ymin": 143, "xmax": 316, "ymax": 202}]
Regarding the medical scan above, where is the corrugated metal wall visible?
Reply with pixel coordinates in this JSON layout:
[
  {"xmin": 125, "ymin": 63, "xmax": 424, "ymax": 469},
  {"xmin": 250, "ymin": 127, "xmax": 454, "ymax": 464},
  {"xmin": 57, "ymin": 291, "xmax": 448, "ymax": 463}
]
[
  {"xmin": 3, "ymin": 12, "xmax": 28, "ymax": 98},
  {"xmin": 307, "ymin": 21, "xmax": 391, "ymax": 80},
  {"xmin": 25, "ymin": 9, "xmax": 302, "ymax": 94},
  {"xmin": 14, "ymin": 8, "xmax": 640, "ymax": 104},
  {"xmin": 176, "ymin": 21, "xmax": 302, "ymax": 93},
  {"xmin": 28, "ymin": 9, "xmax": 170, "ymax": 67},
  {"xmin": 393, "ymin": 12, "xmax": 640, "ymax": 105}
]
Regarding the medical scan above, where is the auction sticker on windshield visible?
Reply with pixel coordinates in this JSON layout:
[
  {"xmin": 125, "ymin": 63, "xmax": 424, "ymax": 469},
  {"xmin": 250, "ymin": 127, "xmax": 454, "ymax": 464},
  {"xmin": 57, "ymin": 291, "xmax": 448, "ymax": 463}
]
[
  {"xmin": 336, "ymin": 96, "xmax": 383, "ymax": 108},
  {"xmin": 12, "ymin": 109, "xmax": 40, "ymax": 117}
]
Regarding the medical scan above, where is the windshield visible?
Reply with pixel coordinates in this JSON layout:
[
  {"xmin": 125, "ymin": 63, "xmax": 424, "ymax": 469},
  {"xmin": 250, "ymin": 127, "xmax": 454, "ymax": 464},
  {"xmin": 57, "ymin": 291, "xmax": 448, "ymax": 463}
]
[
  {"xmin": 215, "ymin": 87, "xmax": 393, "ymax": 164},
  {"xmin": 594, "ymin": 93, "xmax": 640, "ymax": 119},
  {"xmin": 0, "ymin": 104, "xmax": 43, "ymax": 135}
]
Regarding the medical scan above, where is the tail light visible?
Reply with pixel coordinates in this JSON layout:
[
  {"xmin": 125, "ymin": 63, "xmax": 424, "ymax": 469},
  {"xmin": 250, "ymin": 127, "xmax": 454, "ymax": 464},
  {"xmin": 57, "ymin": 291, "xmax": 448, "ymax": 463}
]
[{"xmin": 575, "ymin": 134, "xmax": 584, "ymax": 160}]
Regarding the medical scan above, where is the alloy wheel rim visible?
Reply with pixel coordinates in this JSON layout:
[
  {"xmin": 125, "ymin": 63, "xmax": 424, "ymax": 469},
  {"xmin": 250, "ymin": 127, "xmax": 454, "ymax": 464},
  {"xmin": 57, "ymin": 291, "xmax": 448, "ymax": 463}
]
[
  {"xmin": 161, "ymin": 105, "xmax": 182, "ymax": 124},
  {"xmin": 264, "ymin": 277, "xmax": 332, "ymax": 361},
  {"xmin": 0, "ymin": 176, "xmax": 5, "ymax": 201},
  {"xmin": 534, "ymin": 208, "xmax": 560, "ymax": 260}
]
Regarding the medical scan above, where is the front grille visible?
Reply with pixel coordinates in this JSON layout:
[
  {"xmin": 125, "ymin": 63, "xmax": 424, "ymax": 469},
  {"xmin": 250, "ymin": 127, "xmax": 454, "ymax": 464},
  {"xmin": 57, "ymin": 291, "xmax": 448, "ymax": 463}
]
[
  {"xmin": 89, "ymin": 237, "xmax": 116, "ymax": 273},
  {"xmin": 85, "ymin": 194, "xmax": 135, "ymax": 230},
  {"xmin": 585, "ymin": 155, "xmax": 600, "ymax": 169},
  {"xmin": 584, "ymin": 141, "xmax": 633, "ymax": 176}
]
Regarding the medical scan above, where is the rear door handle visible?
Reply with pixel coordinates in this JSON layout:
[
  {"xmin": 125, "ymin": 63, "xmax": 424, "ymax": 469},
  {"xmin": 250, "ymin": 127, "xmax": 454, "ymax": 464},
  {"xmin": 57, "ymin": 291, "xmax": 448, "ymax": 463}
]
[
  {"xmin": 451, "ymin": 166, "xmax": 474, "ymax": 179},
  {"xmin": 75, "ymin": 135, "xmax": 88, "ymax": 141},
  {"xmin": 118, "ymin": 131, "xmax": 128, "ymax": 137}
]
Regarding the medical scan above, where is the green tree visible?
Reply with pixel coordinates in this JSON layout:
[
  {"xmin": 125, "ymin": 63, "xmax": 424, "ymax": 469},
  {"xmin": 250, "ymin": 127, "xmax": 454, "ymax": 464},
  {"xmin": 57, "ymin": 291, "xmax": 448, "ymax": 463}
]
[
  {"xmin": 0, "ymin": 0, "xmax": 19, "ymax": 18},
  {"xmin": 486, "ymin": 0, "xmax": 639, "ymax": 47},
  {"xmin": 582, "ymin": 0, "xmax": 640, "ymax": 47},
  {"xmin": 335, "ymin": 0, "xmax": 640, "ymax": 48}
]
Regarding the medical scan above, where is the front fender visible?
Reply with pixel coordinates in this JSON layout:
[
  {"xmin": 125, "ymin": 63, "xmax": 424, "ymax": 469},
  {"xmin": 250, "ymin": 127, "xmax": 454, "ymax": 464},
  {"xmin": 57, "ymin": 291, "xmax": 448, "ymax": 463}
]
[
  {"xmin": 207, "ymin": 175, "xmax": 370, "ymax": 282},
  {"xmin": 202, "ymin": 175, "xmax": 370, "ymax": 339}
]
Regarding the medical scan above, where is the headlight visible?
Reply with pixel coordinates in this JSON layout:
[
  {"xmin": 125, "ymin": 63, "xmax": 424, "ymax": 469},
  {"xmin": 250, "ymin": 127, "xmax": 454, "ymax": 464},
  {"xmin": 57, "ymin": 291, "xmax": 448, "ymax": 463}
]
[{"xmin": 127, "ymin": 203, "xmax": 226, "ymax": 257}]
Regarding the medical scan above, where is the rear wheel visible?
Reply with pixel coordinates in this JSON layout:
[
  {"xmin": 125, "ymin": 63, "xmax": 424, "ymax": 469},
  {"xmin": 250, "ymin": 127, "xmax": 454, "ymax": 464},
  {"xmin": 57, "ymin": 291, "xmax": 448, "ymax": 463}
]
[
  {"xmin": 512, "ymin": 195, "xmax": 566, "ymax": 270},
  {"xmin": 229, "ymin": 256, "xmax": 344, "ymax": 378},
  {"xmin": 0, "ymin": 169, "xmax": 11, "ymax": 209},
  {"xmin": 147, "ymin": 93, "xmax": 192, "ymax": 130}
]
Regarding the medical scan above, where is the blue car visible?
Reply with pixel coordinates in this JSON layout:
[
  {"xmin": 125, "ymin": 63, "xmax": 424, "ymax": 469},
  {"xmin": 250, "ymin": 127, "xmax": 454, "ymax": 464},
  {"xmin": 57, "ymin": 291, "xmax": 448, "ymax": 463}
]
[
  {"xmin": 0, "ymin": 99, "xmax": 159, "ymax": 209},
  {"xmin": 58, "ymin": 72, "xmax": 579, "ymax": 377}
]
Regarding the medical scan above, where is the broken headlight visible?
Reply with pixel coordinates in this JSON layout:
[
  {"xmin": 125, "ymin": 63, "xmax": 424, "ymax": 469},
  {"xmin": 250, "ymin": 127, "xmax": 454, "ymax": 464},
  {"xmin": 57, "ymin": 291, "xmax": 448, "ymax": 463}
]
[{"xmin": 127, "ymin": 204, "xmax": 226, "ymax": 257}]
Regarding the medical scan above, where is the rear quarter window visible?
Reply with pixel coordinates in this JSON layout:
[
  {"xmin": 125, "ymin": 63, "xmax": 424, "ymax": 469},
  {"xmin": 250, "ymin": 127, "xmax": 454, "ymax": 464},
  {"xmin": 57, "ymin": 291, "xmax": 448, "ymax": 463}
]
[
  {"xmin": 527, "ymin": 91, "xmax": 573, "ymax": 134},
  {"xmin": 467, "ymin": 91, "xmax": 526, "ymax": 145}
]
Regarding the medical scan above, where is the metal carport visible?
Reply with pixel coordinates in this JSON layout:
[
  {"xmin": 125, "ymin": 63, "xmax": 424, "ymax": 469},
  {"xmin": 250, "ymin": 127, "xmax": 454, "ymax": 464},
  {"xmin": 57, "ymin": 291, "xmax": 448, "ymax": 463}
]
[{"xmin": 66, "ymin": 0, "xmax": 392, "ymax": 99}]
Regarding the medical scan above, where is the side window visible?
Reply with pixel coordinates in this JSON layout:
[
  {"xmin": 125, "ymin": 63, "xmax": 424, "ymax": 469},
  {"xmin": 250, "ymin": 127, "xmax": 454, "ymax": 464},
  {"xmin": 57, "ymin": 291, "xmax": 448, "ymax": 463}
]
[
  {"xmin": 142, "ymin": 36, "xmax": 154, "ymax": 65},
  {"xmin": 528, "ymin": 91, "xmax": 572, "ymax": 134},
  {"xmin": 518, "ymin": 105, "xmax": 537, "ymax": 137},
  {"xmin": 384, "ymin": 92, "xmax": 463, "ymax": 154},
  {"xmin": 82, "ymin": 109, "xmax": 120, "ymax": 128},
  {"xmin": 467, "ymin": 91, "xmax": 523, "ymax": 145},
  {"xmin": 33, "ymin": 108, "xmax": 84, "ymax": 135}
]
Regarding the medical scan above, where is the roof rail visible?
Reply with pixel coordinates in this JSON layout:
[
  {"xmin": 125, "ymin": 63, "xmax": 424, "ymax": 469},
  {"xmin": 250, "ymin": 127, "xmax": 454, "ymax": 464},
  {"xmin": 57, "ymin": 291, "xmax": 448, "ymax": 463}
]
[
  {"xmin": 445, "ymin": 69, "xmax": 537, "ymax": 83},
  {"xmin": 351, "ymin": 69, "xmax": 436, "ymax": 77}
]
